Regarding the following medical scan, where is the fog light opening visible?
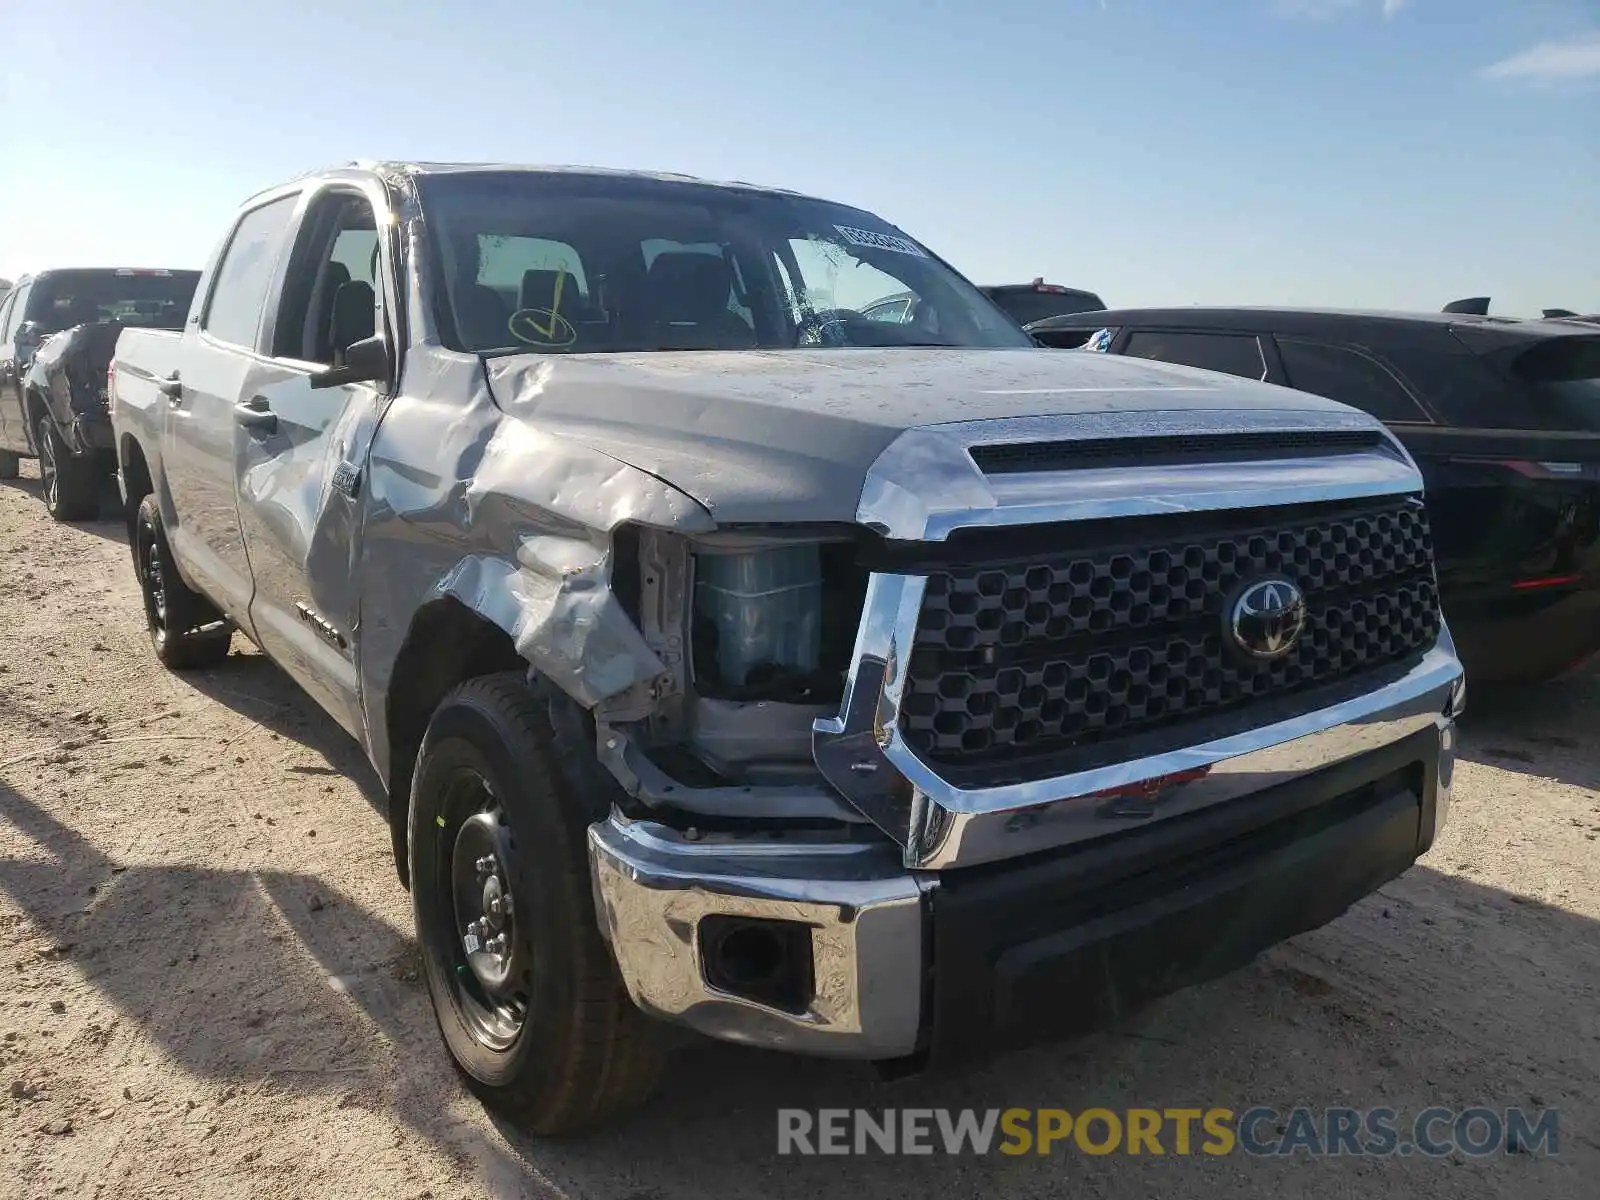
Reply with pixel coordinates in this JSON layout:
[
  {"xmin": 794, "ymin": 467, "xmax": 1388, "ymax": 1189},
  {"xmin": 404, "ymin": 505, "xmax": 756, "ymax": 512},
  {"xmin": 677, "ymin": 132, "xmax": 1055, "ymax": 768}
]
[{"xmin": 699, "ymin": 916, "xmax": 815, "ymax": 1015}]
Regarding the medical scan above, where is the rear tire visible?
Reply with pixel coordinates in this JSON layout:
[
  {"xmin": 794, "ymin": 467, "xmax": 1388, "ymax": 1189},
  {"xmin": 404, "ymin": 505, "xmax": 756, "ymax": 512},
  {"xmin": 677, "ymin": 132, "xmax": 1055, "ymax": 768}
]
[
  {"xmin": 409, "ymin": 673, "xmax": 662, "ymax": 1135},
  {"xmin": 132, "ymin": 494, "xmax": 232, "ymax": 670},
  {"xmin": 37, "ymin": 416, "xmax": 99, "ymax": 521},
  {"xmin": 0, "ymin": 449, "xmax": 18, "ymax": 479}
]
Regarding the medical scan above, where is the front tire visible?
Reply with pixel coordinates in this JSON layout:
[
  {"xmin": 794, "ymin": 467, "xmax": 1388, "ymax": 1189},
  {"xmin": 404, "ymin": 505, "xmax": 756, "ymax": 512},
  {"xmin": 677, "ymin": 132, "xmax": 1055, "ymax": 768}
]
[
  {"xmin": 132, "ymin": 494, "xmax": 232, "ymax": 670},
  {"xmin": 409, "ymin": 673, "xmax": 661, "ymax": 1135}
]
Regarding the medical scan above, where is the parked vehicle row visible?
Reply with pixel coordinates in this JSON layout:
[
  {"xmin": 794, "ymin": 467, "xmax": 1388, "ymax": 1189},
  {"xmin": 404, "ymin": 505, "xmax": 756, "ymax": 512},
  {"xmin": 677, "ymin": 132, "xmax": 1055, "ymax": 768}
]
[
  {"xmin": 1028, "ymin": 306, "xmax": 1600, "ymax": 683},
  {"xmin": 0, "ymin": 268, "xmax": 201, "ymax": 515},
  {"xmin": 75, "ymin": 161, "xmax": 1465, "ymax": 1134}
]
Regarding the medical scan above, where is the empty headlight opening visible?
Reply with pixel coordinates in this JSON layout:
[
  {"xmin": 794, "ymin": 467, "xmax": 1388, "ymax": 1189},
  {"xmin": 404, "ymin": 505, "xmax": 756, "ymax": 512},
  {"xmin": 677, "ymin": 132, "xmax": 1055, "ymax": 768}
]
[{"xmin": 610, "ymin": 524, "xmax": 870, "ymax": 791}]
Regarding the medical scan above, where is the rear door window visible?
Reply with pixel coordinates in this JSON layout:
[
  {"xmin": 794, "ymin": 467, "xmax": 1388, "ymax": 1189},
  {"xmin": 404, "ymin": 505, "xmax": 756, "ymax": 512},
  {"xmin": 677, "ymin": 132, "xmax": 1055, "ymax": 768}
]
[
  {"xmin": 1276, "ymin": 339, "xmax": 1431, "ymax": 422},
  {"xmin": 202, "ymin": 194, "xmax": 300, "ymax": 350},
  {"xmin": 1123, "ymin": 330, "xmax": 1267, "ymax": 380}
]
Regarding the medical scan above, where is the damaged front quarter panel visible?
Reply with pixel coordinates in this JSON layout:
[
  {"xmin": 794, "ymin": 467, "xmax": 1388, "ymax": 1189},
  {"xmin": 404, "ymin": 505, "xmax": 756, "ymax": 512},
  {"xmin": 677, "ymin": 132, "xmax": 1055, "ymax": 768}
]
[
  {"xmin": 355, "ymin": 348, "xmax": 715, "ymax": 793},
  {"xmin": 454, "ymin": 416, "xmax": 714, "ymax": 704}
]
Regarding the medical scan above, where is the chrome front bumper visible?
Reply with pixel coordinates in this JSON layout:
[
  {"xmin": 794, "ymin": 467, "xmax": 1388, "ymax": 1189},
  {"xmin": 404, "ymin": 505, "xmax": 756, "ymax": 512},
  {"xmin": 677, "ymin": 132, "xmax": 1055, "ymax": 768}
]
[
  {"xmin": 589, "ymin": 645, "xmax": 1462, "ymax": 1059},
  {"xmin": 587, "ymin": 818, "xmax": 928, "ymax": 1059}
]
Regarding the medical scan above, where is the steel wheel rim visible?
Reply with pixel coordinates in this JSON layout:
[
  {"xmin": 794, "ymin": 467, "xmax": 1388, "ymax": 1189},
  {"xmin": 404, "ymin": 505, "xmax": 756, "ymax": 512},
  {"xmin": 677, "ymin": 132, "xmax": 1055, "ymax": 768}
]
[
  {"xmin": 37, "ymin": 421, "xmax": 57, "ymax": 510},
  {"xmin": 440, "ymin": 768, "xmax": 531, "ymax": 1051},
  {"xmin": 136, "ymin": 513, "xmax": 169, "ymax": 635}
]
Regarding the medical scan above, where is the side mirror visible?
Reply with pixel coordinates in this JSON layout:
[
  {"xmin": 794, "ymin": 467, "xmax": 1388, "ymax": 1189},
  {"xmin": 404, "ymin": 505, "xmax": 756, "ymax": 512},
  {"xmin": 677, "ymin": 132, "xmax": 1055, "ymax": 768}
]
[
  {"xmin": 310, "ymin": 336, "xmax": 391, "ymax": 390},
  {"xmin": 16, "ymin": 320, "xmax": 45, "ymax": 350}
]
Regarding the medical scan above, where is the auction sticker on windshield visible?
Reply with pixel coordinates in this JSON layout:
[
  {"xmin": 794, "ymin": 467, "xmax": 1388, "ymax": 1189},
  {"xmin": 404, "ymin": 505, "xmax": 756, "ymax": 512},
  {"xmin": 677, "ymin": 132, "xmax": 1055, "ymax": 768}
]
[{"xmin": 834, "ymin": 225, "xmax": 928, "ymax": 258}]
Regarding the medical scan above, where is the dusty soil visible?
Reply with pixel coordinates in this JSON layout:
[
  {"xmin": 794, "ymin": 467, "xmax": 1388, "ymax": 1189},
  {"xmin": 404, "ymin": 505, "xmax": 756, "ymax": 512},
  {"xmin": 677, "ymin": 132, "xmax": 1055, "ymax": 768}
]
[{"xmin": 1, "ymin": 460, "xmax": 1597, "ymax": 1200}]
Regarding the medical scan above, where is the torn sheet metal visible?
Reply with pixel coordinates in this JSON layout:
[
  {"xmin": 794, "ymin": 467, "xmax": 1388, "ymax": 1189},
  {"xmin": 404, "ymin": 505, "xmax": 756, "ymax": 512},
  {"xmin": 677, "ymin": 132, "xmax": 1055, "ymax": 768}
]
[
  {"xmin": 355, "ymin": 350, "xmax": 714, "ymax": 784},
  {"xmin": 25, "ymin": 320, "xmax": 124, "ymax": 447},
  {"xmin": 437, "ymin": 417, "xmax": 710, "ymax": 706}
]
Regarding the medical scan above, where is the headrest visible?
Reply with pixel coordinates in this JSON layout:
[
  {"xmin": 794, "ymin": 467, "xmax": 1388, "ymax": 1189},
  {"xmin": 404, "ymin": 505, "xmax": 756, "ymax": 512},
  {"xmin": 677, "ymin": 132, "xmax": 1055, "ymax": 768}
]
[
  {"xmin": 520, "ymin": 268, "xmax": 580, "ymax": 315},
  {"xmin": 645, "ymin": 252, "xmax": 734, "ymax": 323},
  {"xmin": 331, "ymin": 280, "xmax": 375, "ymax": 355}
]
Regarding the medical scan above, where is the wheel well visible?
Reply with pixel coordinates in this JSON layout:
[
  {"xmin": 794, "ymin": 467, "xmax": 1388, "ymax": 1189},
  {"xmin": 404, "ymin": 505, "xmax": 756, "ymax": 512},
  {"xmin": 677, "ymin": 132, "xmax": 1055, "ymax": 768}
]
[
  {"xmin": 119, "ymin": 435, "xmax": 154, "ymax": 538},
  {"xmin": 385, "ymin": 597, "xmax": 526, "ymax": 887},
  {"xmin": 22, "ymin": 385, "xmax": 48, "ymax": 453}
]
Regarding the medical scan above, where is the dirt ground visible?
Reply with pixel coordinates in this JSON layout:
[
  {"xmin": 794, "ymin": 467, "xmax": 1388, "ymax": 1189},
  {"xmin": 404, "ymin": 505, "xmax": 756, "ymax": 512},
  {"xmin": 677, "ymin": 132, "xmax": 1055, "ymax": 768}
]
[{"xmin": 1, "ymin": 460, "xmax": 1597, "ymax": 1200}]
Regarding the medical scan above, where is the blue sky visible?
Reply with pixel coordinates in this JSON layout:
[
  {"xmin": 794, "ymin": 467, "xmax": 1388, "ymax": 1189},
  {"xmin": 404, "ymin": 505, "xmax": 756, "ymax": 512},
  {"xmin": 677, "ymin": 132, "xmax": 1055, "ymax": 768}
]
[{"xmin": 1, "ymin": 0, "xmax": 1595, "ymax": 316}]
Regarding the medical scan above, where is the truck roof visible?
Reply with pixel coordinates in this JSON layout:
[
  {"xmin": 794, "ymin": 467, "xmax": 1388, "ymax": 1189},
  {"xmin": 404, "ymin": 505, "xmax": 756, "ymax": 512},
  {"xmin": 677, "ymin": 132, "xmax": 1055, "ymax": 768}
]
[
  {"xmin": 268, "ymin": 160, "xmax": 829, "ymax": 207},
  {"xmin": 4, "ymin": 267, "xmax": 197, "ymax": 288}
]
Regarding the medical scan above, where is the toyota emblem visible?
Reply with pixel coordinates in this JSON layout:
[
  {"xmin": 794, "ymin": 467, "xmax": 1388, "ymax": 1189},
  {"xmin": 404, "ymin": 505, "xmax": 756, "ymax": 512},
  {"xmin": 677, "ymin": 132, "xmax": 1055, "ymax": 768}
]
[{"xmin": 1228, "ymin": 577, "xmax": 1307, "ymax": 660}]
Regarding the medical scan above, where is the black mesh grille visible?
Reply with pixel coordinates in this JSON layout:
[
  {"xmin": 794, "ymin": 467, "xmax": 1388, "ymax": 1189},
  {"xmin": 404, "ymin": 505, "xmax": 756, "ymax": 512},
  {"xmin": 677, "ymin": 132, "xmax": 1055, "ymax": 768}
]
[
  {"xmin": 969, "ymin": 430, "xmax": 1385, "ymax": 475},
  {"xmin": 900, "ymin": 498, "xmax": 1439, "ymax": 780}
]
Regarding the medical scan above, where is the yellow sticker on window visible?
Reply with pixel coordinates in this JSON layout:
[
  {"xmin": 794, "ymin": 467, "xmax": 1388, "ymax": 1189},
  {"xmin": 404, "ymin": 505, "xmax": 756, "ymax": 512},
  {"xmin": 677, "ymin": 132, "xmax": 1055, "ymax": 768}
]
[
  {"xmin": 508, "ymin": 307, "xmax": 577, "ymax": 348},
  {"xmin": 506, "ymin": 265, "xmax": 577, "ymax": 347}
]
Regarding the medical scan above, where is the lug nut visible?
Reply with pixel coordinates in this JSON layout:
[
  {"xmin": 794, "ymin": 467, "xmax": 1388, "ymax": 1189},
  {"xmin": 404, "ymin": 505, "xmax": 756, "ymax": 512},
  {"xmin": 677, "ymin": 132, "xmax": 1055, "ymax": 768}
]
[{"xmin": 475, "ymin": 855, "xmax": 496, "ymax": 878}]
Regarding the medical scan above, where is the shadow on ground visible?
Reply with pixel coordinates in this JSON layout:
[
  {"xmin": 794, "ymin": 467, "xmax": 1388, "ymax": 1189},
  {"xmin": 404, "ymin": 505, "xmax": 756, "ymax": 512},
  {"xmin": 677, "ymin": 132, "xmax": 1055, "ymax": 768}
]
[
  {"xmin": 0, "ymin": 466, "xmax": 130, "ymax": 547},
  {"xmin": 1455, "ymin": 668, "xmax": 1600, "ymax": 792},
  {"xmin": 172, "ymin": 645, "xmax": 389, "ymax": 816}
]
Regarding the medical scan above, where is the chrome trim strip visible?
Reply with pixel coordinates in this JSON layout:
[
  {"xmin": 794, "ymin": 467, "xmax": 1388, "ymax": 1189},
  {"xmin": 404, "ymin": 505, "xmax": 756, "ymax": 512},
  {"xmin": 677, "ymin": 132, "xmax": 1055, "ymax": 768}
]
[
  {"xmin": 856, "ymin": 409, "xmax": 1421, "ymax": 542},
  {"xmin": 587, "ymin": 815, "xmax": 927, "ymax": 1059}
]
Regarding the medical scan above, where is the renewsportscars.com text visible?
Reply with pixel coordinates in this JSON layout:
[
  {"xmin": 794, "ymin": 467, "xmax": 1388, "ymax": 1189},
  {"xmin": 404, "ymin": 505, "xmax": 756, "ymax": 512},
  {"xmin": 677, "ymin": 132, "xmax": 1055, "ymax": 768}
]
[{"xmin": 777, "ymin": 1106, "xmax": 1559, "ymax": 1158}]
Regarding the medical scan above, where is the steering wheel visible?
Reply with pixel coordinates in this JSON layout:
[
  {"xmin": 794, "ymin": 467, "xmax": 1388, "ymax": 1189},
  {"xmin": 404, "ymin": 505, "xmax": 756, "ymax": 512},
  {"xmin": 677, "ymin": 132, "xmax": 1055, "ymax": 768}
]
[{"xmin": 796, "ymin": 308, "xmax": 869, "ymax": 347}]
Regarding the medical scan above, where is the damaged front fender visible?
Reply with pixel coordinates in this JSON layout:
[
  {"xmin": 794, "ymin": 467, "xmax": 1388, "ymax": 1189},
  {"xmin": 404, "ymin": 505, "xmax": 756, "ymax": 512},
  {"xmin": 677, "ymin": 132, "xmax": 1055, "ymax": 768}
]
[
  {"xmin": 443, "ymin": 418, "xmax": 714, "ymax": 706},
  {"xmin": 356, "ymin": 350, "xmax": 715, "ymax": 793}
]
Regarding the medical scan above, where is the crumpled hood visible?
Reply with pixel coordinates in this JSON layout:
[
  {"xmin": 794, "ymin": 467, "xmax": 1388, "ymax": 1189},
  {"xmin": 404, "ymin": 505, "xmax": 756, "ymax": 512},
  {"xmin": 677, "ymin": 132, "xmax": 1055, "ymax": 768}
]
[{"xmin": 484, "ymin": 347, "xmax": 1358, "ymax": 524}]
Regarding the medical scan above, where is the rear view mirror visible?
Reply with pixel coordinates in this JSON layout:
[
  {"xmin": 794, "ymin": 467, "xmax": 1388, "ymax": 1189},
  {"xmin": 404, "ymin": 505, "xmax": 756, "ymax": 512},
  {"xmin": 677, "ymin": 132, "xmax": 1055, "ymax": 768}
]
[{"xmin": 310, "ymin": 335, "xmax": 391, "ymax": 390}]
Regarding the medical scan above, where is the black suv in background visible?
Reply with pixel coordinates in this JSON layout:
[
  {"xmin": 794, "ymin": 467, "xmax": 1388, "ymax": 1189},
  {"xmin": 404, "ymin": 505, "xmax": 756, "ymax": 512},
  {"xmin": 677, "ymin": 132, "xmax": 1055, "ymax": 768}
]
[
  {"xmin": 1029, "ymin": 307, "xmax": 1600, "ymax": 684},
  {"xmin": 0, "ymin": 268, "xmax": 200, "ymax": 517}
]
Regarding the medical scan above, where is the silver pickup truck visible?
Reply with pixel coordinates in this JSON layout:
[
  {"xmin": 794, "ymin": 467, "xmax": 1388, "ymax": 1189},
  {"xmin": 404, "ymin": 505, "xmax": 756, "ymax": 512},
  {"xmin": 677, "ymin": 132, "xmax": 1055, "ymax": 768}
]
[{"xmin": 110, "ymin": 161, "xmax": 1465, "ymax": 1134}]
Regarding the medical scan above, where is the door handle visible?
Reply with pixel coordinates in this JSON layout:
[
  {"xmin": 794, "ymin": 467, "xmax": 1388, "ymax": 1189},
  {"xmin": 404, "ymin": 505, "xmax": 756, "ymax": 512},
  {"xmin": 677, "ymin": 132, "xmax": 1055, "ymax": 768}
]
[
  {"xmin": 234, "ymin": 395, "xmax": 278, "ymax": 434},
  {"xmin": 157, "ymin": 374, "xmax": 183, "ymax": 400}
]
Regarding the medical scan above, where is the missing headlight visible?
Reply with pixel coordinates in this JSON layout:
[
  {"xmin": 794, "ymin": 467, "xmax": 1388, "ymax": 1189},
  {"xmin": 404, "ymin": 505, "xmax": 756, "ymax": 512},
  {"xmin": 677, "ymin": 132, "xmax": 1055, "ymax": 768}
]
[{"xmin": 690, "ymin": 535, "xmax": 867, "ymax": 706}]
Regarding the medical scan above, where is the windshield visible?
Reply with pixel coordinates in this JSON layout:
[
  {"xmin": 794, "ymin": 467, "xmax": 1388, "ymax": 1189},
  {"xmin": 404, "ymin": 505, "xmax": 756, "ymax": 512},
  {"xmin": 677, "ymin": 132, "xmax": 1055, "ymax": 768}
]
[
  {"xmin": 28, "ymin": 270, "xmax": 201, "ymax": 333},
  {"xmin": 416, "ymin": 172, "xmax": 1029, "ymax": 355}
]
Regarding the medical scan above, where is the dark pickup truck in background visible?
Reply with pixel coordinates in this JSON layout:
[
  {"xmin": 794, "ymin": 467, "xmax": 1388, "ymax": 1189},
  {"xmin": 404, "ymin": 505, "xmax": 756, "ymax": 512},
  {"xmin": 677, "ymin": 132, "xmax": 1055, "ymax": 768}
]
[
  {"xmin": 980, "ymin": 278, "xmax": 1105, "ymax": 326},
  {"xmin": 0, "ymin": 267, "xmax": 200, "ymax": 517},
  {"xmin": 1031, "ymin": 306, "xmax": 1600, "ymax": 683}
]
